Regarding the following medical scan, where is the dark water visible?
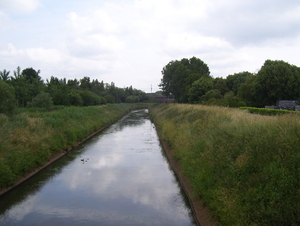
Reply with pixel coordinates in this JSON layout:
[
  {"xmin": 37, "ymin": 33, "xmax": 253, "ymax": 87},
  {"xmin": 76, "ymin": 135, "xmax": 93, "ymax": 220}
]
[{"xmin": 0, "ymin": 109, "xmax": 197, "ymax": 226}]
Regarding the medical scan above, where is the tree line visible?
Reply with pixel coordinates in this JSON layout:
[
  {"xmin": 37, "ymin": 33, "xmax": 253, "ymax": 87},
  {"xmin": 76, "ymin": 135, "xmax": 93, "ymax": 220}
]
[
  {"xmin": 0, "ymin": 67, "xmax": 154, "ymax": 114},
  {"xmin": 159, "ymin": 57, "xmax": 300, "ymax": 107}
]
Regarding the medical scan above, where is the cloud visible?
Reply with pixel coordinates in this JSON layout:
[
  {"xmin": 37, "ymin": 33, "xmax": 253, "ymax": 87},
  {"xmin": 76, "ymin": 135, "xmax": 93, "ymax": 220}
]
[
  {"xmin": 1, "ymin": 0, "xmax": 300, "ymax": 90},
  {"xmin": 0, "ymin": 11, "xmax": 10, "ymax": 31},
  {"xmin": 64, "ymin": 11, "xmax": 124, "ymax": 60},
  {"xmin": 196, "ymin": 0, "xmax": 300, "ymax": 46},
  {"xmin": 163, "ymin": 33, "xmax": 232, "ymax": 57},
  {"xmin": 0, "ymin": 0, "xmax": 41, "ymax": 14}
]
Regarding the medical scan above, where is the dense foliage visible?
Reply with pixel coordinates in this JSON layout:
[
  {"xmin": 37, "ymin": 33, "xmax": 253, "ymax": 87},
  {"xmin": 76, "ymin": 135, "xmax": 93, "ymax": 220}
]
[
  {"xmin": 160, "ymin": 58, "xmax": 300, "ymax": 107},
  {"xmin": 149, "ymin": 103, "xmax": 300, "ymax": 226},
  {"xmin": 0, "ymin": 67, "xmax": 152, "ymax": 114}
]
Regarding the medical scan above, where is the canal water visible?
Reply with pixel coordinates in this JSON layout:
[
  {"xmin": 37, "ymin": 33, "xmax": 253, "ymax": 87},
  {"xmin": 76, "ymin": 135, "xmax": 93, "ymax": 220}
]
[{"xmin": 0, "ymin": 109, "xmax": 197, "ymax": 226}]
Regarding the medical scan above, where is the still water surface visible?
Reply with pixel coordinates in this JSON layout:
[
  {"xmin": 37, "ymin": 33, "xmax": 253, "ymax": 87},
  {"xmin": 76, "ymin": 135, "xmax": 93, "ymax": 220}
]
[{"xmin": 0, "ymin": 109, "xmax": 197, "ymax": 226}]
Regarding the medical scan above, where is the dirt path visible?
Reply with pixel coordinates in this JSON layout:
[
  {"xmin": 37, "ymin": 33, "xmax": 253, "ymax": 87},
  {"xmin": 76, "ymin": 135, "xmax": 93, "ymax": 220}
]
[{"xmin": 160, "ymin": 140, "xmax": 218, "ymax": 226}]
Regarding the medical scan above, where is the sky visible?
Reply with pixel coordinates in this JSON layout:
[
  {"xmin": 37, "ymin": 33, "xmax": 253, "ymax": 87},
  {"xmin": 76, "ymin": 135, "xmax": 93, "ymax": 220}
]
[{"xmin": 1, "ymin": 0, "xmax": 300, "ymax": 93}]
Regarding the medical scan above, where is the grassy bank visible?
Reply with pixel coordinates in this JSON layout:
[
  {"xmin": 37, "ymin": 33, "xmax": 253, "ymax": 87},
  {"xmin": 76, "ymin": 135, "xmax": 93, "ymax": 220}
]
[
  {"xmin": 0, "ymin": 103, "xmax": 149, "ymax": 188},
  {"xmin": 149, "ymin": 104, "xmax": 300, "ymax": 226}
]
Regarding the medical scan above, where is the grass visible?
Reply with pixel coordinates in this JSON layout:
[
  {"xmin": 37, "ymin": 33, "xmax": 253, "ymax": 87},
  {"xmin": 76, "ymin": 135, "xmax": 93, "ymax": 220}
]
[
  {"xmin": 0, "ymin": 103, "xmax": 149, "ymax": 188},
  {"xmin": 149, "ymin": 103, "xmax": 300, "ymax": 226}
]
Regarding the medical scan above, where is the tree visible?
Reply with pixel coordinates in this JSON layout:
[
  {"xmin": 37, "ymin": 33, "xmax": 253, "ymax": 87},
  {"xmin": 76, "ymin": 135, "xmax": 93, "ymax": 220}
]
[
  {"xmin": 67, "ymin": 79, "xmax": 80, "ymax": 88},
  {"xmin": 105, "ymin": 82, "xmax": 125, "ymax": 103},
  {"xmin": 0, "ymin": 80, "xmax": 16, "ymax": 114},
  {"xmin": 46, "ymin": 76, "xmax": 70, "ymax": 105},
  {"xmin": 0, "ymin": 69, "xmax": 10, "ymax": 81},
  {"xmin": 188, "ymin": 76, "xmax": 213, "ymax": 103},
  {"xmin": 21, "ymin": 68, "xmax": 45, "ymax": 106},
  {"xmin": 238, "ymin": 74, "xmax": 257, "ymax": 106},
  {"xmin": 91, "ymin": 79, "xmax": 105, "ymax": 95},
  {"xmin": 80, "ymin": 77, "xmax": 91, "ymax": 90},
  {"xmin": 9, "ymin": 67, "xmax": 45, "ymax": 107},
  {"xmin": 159, "ymin": 57, "xmax": 210, "ymax": 102},
  {"xmin": 253, "ymin": 60, "xmax": 300, "ymax": 107},
  {"xmin": 226, "ymin": 71, "xmax": 252, "ymax": 95},
  {"xmin": 13, "ymin": 66, "xmax": 21, "ymax": 79},
  {"xmin": 22, "ymin": 68, "xmax": 41, "ymax": 83},
  {"xmin": 213, "ymin": 77, "xmax": 228, "ymax": 95},
  {"xmin": 9, "ymin": 74, "xmax": 28, "ymax": 107}
]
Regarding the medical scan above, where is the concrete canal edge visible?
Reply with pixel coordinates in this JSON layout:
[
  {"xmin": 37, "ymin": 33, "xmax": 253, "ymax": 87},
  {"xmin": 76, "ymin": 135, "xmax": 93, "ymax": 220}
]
[{"xmin": 159, "ymin": 139, "xmax": 218, "ymax": 226}]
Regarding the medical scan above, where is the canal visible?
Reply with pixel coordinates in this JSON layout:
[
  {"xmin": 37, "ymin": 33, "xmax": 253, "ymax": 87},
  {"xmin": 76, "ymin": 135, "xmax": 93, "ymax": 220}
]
[{"xmin": 0, "ymin": 109, "xmax": 197, "ymax": 226}]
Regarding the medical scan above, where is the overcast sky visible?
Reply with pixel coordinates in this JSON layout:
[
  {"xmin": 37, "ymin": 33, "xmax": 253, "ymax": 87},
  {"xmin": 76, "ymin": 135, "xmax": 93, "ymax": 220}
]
[{"xmin": 1, "ymin": 0, "xmax": 300, "ymax": 92}]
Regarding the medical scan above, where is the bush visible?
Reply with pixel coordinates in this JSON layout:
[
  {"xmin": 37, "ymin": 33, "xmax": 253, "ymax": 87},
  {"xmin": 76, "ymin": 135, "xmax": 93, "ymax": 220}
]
[
  {"xmin": 80, "ymin": 91, "xmax": 102, "ymax": 106},
  {"xmin": 104, "ymin": 94, "xmax": 116, "ymax": 103},
  {"xmin": 125, "ymin": 95, "xmax": 140, "ymax": 103},
  {"xmin": 201, "ymin": 89, "xmax": 223, "ymax": 101},
  {"xmin": 27, "ymin": 92, "xmax": 53, "ymax": 110},
  {"xmin": 240, "ymin": 107, "xmax": 300, "ymax": 116},
  {"xmin": 99, "ymin": 96, "xmax": 107, "ymax": 104},
  {"xmin": 0, "ymin": 80, "xmax": 16, "ymax": 114},
  {"xmin": 224, "ymin": 91, "xmax": 246, "ymax": 107},
  {"xmin": 68, "ymin": 90, "xmax": 83, "ymax": 106}
]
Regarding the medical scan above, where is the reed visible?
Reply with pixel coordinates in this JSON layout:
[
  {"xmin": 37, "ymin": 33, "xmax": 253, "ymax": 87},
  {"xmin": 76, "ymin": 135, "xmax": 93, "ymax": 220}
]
[
  {"xmin": 0, "ymin": 103, "xmax": 148, "ymax": 188},
  {"xmin": 149, "ymin": 103, "xmax": 300, "ymax": 225}
]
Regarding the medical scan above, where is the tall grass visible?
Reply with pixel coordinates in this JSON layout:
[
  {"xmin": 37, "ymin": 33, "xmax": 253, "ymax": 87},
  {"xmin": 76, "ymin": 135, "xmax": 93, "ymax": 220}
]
[
  {"xmin": 149, "ymin": 103, "xmax": 300, "ymax": 225},
  {"xmin": 0, "ymin": 103, "xmax": 148, "ymax": 188}
]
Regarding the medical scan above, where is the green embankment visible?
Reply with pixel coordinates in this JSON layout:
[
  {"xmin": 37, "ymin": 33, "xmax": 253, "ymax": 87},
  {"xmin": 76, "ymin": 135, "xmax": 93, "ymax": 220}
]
[
  {"xmin": 0, "ymin": 103, "xmax": 148, "ymax": 188},
  {"xmin": 149, "ymin": 103, "xmax": 300, "ymax": 226}
]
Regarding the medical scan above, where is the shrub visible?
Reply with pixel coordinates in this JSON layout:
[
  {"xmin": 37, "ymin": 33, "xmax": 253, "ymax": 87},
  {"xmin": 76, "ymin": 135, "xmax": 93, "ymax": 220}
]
[
  {"xmin": 125, "ymin": 95, "xmax": 140, "ymax": 103},
  {"xmin": 0, "ymin": 80, "xmax": 16, "ymax": 114},
  {"xmin": 240, "ymin": 107, "xmax": 300, "ymax": 116},
  {"xmin": 104, "ymin": 94, "xmax": 116, "ymax": 103},
  {"xmin": 27, "ymin": 92, "xmax": 53, "ymax": 110},
  {"xmin": 80, "ymin": 91, "xmax": 102, "ymax": 106},
  {"xmin": 68, "ymin": 90, "xmax": 83, "ymax": 106}
]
